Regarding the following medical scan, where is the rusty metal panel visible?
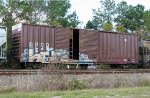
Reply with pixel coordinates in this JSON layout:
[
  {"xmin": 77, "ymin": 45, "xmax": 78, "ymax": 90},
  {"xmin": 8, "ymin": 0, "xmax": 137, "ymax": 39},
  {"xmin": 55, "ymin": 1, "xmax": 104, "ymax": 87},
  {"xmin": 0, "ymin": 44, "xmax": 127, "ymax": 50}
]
[
  {"xmin": 126, "ymin": 35, "xmax": 131, "ymax": 59},
  {"xmin": 78, "ymin": 29, "xmax": 139, "ymax": 65},
  {"xmin": 103, "ymin": 33, "xmax": 106, "ymax": 59},
  {"xmin": 34, "ymin": 26, "xmax": 39, "ymax": 53},
  {"xmin": 79, "ymin": 29, "xmax": 98, "ymax": 62},
  {"xmin": 12, "ymin": 23, "xmax": 139, "ymax": 65},
  {"xmin": 12, "ymin": 23, "xmax": 54, "ymax": 63},
  {"xmin": 54, "ymin": 27, "xmax": 70, "ymax": 51},
  {"xmin": 98, "ymin": 32, "xmax": 103, "ymax": 62},
  {"xmin": 22, "ymin": 24, "xmax": 28, "ymax": 53},
  {"xmin": 96, "ymin": 32, "xmax": 139, "ymax": 64},
  {"xmin": 135, "ymin": 36, "xmax": 139, "ymax": 63},
  {"xmin": 111, "ymin": 33, "xmax": 116, "ymax": 62}
]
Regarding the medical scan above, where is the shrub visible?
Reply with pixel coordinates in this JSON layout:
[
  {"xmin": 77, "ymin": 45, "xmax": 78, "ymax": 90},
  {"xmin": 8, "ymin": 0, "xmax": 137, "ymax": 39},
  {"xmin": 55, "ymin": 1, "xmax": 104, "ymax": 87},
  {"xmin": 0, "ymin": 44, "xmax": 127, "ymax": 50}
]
[
  {"xmin": 140, "ymin": 79, "xmax": 150, "ymax": 87},
  {"xmin": 68, "ymin": 78, "xmax": 86, "ymax": 90},
  {"xmin": 0, "ymin": 87, "xmax": 17, "ymax": 94}
]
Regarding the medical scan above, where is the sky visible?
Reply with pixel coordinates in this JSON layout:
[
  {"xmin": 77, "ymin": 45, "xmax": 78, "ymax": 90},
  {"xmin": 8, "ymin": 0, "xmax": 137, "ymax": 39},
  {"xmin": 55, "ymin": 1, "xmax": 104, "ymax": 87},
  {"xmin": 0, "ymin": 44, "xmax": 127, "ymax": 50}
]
[{"xmin": 70, "ymin": 0, "xmax": 150, "ymax": 27}]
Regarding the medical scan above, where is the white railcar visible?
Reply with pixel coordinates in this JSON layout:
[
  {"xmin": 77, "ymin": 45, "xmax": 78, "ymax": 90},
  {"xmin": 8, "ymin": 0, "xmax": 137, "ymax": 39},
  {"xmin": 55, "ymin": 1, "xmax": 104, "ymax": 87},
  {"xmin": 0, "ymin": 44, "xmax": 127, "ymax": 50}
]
[{"xmin": 0, "ymin": 26, "xmax": 6, "ymax": 62}]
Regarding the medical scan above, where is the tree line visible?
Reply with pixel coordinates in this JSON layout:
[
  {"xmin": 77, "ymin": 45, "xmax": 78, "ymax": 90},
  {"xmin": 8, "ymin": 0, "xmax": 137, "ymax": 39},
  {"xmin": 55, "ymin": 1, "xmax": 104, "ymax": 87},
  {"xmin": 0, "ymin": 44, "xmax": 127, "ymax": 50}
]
[{"xmin": 86, "ymin": 0, "xmax": 150, "ymax": 38}]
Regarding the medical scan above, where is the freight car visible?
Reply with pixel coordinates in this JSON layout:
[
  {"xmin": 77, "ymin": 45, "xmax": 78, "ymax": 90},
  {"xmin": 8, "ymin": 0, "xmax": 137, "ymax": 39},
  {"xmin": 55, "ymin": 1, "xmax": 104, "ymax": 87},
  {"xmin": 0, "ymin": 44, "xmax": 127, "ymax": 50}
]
[
  {"xmin": 79, "ymin": 30, "xmax": 139, "ymax": 68},
  {"xmin": 139, "ymin": 40, "xmax": 150, "ymax": 67},
  {"xmin": 11, "ymin": 23, "xmax": 148, "ymax": 69},
  {"xmin": 0, "ymin": 26, "xmax": 6, "ymax": 64},
  {"xmin": 12, "ymin": 23, "xmax": 71, "ymax": 68}
]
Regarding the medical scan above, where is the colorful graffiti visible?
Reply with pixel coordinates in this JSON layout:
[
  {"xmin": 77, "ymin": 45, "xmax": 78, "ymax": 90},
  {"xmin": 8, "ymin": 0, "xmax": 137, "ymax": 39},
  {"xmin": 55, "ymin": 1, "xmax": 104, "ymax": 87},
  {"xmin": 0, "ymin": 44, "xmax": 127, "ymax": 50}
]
[
  {"xmin": 21, "ymin": 42, "xmax": 69, "ymax": 63},
  {"xmin": 79, "ymin": 53, "xmax": 94, "ymax": 64}
]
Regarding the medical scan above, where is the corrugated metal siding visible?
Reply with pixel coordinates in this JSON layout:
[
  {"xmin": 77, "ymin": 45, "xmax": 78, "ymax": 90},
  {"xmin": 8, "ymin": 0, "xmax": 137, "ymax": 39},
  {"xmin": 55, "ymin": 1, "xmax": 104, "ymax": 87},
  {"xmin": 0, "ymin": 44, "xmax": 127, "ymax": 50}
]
[
  {"xmin": 135, "ymin": 36, "xmax": 139, "ymax": 63},
  {"xmin": 79, "ymin": 29, "xmax": 98, "ymax": 62},
  {"xmin": 12, "ymin": 23, "xmax": 139, "ymax": 64},
  {"xmin": 54, "ymin": 27, "xmax": 70, "ymax": 51},
  {"xmin": 98, "ymin": 32, "xmax": 139, "ymax": 64},
  {"xmin": 21, "ymin": 24, "xmax": 53, "ymax": 53},
  {"xmin": 12, "ymin": 23, "xmax": 54, "ymax": 61},
  {"xmin": 79, "ymin": 29, "xmax": 139, "ymax": 64}
]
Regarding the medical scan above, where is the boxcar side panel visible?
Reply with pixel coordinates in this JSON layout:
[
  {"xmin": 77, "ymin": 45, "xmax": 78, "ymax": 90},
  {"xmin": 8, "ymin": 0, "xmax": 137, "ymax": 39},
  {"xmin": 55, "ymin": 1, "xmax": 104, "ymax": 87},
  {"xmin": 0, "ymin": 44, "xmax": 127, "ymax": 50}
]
[
  {"xmin": 97, "ymin": 32, "xmax": 139, "ymax": 64},
  {"xmin": 14, "ymin": 24, "xmax": 54, "ymax": 63},
  {"xmin": 54, "ymin": 27, "xmax": 70, "ymax": 51},
  {"xmin": 79, "ymin": 29, "xmax": 98, "ymax": 63}
]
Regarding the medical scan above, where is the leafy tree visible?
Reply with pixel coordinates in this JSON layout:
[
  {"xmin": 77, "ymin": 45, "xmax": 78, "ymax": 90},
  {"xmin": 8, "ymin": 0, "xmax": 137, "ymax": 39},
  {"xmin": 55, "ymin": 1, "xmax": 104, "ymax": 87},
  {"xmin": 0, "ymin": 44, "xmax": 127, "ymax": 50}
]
[
  {"xmin": 90, "ymin": 0, "xmax": 116, "ymax": 30},
  {"xmin": 0, "ymin": 0, "xmax": 80, "ymax": 66},
  {"xmin": 144, "ymin": 10, "xmax": 150, "ymax": 32},
  {"xmin": 103, "ymin": 22, "xmax": 113, "ymax": 32},
  {"xmin": 46, "ymin": 0, "xmax": 80, "ymax": 27},
  {"xmin": 66, "ymin": 11, "xmax": 80, "ymax": 28},
  {"xmin": 135, "ymin": 27, "xmax": 149, "ymax": 39},
  {"xmin": 59, "ymin": 11, "xmax": 80, "ymax": 28},
  {"xmin": 116, "ymin": 25, "xmax": 126, "ymax": 33},
  {"xmin": 135, "ymin": 10, "xmax": 150, "ymax": 40},
  {"xmin": 0, "ymin": 0, "xmax": 23, "ymax": 64},
  {"xmin": 85, "ymin": 20, "xmax": 98, "ymax": 30},
  {"xmin": 19, "ymin": 0, "xmax": 46, "ymax": 24},
  {"xmin": 0, "ymin": 0, "xmax": 46, "ymax": 66},
  {"xmin": 115, "ymin": 1, "xmax": 145, "ymax": 33},
  {"xmin": 85, "ymin": 20, "xmax": 93, "ymax": 29}
]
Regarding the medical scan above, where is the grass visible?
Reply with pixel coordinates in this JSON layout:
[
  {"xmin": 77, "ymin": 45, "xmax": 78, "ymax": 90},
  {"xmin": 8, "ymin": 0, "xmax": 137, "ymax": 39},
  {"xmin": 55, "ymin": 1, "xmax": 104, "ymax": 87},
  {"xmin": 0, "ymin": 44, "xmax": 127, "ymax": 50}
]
[{"xmin": 0, "ymin": 86, "xmax": 150, "ymax": 98}]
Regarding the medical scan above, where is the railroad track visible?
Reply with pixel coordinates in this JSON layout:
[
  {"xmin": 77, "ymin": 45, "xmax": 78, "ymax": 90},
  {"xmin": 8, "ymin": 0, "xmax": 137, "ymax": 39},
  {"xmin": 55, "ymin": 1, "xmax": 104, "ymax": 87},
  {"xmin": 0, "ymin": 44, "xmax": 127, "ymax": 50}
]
[{"xmin": 0, "ymin": 69, "xmax": 150, "ymax": 75}]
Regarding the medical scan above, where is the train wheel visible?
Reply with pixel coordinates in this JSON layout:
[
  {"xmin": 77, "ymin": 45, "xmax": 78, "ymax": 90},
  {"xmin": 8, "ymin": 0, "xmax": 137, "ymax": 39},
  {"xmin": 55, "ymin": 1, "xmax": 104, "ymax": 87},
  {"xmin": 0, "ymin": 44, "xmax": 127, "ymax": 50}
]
[
  {"xmin": 32, "ymin": 63, "xmax": 42, "ymax": 69},
  {"xmin": 78, "ymin": 64, "xmax": 88, "ymax": 69},
  {"xmin": 20, "ymin": 62, "xmax": 26, "ymax": 69},
  {"xmin": 121, "ymin": 65, "xmax": 126, "ymax": 69},
  {"xmin": 25, "ymin": 63, "xmax": 33, "ymax": 69},
  {"xmin": 110, "ymin": 64, "xmax": 118, "ymax": 69}
]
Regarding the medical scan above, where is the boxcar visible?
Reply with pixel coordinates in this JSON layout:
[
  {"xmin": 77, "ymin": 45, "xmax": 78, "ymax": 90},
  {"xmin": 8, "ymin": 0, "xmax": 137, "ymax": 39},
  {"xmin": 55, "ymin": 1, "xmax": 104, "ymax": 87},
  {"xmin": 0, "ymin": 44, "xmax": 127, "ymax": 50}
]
[
  {"xmin": 12, "ymin": 23, "xmax": 54, "ymax": 64},
  {"xmin": 12, "ymin": 23, "xmax": 72, "ymax": 65},
  {"xmin": 78, "ymin": 30, "xmax": 139, "ymax": 66},
  {"xmin": 12, "ymin": 23, "xmax": 139, "ymax": 68}
]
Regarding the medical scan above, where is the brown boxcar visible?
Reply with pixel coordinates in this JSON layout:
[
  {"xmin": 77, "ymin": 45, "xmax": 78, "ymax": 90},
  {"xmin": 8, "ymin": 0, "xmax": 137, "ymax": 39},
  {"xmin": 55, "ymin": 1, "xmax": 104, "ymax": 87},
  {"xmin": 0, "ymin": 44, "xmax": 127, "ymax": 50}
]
[
  {"xmin": 12, "ymin": 23, "xmax": 55, "ymax": 63},
  {"xmin": 12, "ymin": 23, "xmax": 73, "ymax": 63},
  {"xmin": 79, "ymin": 30, "xmax": 139, "ymax": 65},
  {"xmin": 12, "ymin": 23, "xmax": 139, "ymax": 65}
]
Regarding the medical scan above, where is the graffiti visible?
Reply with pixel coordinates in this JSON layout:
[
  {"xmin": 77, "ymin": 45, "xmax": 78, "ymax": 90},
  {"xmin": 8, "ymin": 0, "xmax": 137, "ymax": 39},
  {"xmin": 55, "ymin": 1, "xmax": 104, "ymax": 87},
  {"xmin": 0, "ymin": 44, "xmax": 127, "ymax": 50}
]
[
  {"xmin": 79, "ymin": 53, "xmax": 94, "ymax": 64},
  {"xmin": 46, "ymin": 43, "xmax": 49, "ymax": 51},
  {"xmin": 35, "ymin": 42, "xmax": 38, "ymax": 53},
  {"xmin": 21, "ymin": 42, "xmax": 93, "ymax": 64},
  {"xmin": 21, "ymin": 42, "xmax": 69, "ymax": 63},
  {"xmin": 55, "ymin": 49, "xmax": 69, "ymax": 61},
  {"xmin": 21, "ymin": 49, "xmax": 28, "ymax": 62},
  {"xmin": 41, "ymin": 43, "xmax": 44, "ymax": 51}
]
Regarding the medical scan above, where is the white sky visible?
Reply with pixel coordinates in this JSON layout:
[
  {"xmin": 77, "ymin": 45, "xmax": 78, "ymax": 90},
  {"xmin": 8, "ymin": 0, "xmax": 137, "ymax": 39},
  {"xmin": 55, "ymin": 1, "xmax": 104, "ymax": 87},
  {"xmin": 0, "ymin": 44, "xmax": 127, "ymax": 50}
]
[{"xmin": 70, "ymin": 0, "xmax": 150, "ymax": 27}]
